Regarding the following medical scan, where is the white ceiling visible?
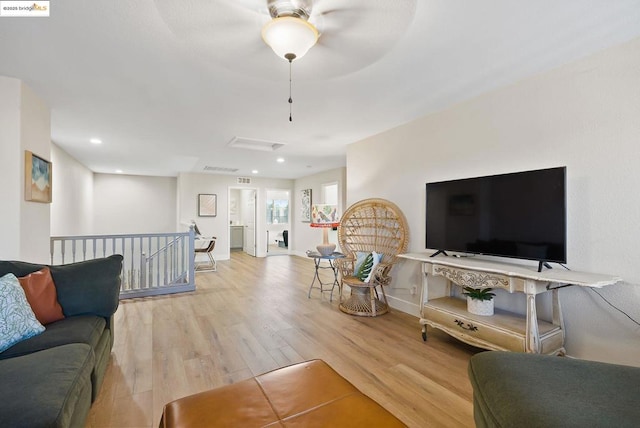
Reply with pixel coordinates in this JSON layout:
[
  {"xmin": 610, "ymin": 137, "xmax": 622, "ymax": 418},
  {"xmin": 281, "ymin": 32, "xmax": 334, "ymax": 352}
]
[{"xmin": 1, "ymin": 0, "xmax": 639, "ymax": 179}]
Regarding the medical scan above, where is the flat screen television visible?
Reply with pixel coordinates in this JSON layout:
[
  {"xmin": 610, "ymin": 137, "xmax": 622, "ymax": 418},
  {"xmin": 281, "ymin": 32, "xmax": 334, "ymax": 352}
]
[{"xmin": 425, "ymin": 167, "xmax": 566, "ymax": 268}]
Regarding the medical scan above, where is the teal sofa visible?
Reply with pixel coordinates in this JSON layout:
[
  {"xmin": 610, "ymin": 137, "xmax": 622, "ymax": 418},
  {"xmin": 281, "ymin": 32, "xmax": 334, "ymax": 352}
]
[
  {"xmin": 0, "ymin": 255, "xmax": 123, "ymax": 428},
  {"xmin": 468, "ymin": 351, "xmax": 640, "ymax": 428}
]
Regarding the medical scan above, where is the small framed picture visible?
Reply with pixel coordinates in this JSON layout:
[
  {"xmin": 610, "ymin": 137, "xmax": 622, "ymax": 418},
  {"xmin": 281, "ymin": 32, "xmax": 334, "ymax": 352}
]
[
  {"xmin": 25, "ymin": 150, "xmax": 52, "ymax": 203},
  {"xmin": 301, "ymin": 188, "xmax": 312, "ymax": 222},
  {"xmin": 198, "ymin": 194, "xmax": 217, "ymax": 217}
]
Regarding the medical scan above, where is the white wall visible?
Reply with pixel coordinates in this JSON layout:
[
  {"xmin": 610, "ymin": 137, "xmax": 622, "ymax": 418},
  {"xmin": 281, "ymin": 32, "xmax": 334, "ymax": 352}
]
[
  {"xmin": 50, "ymin": 143, "xmax": 94, "ymax": 236},
  {"xmin": 177, "ymin": 173, "xmax": 293, "ymax": 259},
  {"xmin": 46, "ymin": 163, "xmax": 339, "ymax": 260},
  {"xmin": 229, "ymin": 188, "xmax": 242, "ymax": 226},
  {"xmin": 346, "ymin": 37, "xmax": 640, "ymax": 365},
  {"xmin": 292, "ymin": 168, "xmax": 347, "ymax": 257},
  {"xmin": 0, "ymin": 77, "xmax": 51, "ymax": 263},
  {"xmin": 93, "ymin": 173, "xmax": 177, "ymax": 234},
  {"xmin": 19, "ymin": 82, "xmax": 51, "ymax": 263},
  {"xmin": 0, "ymin": 77, "xmax": 22, "ymax": 260}
]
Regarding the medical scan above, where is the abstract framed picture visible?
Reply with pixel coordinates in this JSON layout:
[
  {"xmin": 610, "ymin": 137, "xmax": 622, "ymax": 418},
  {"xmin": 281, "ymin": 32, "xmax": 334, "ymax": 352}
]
[
  {"xmin": 24, "ymin": 150, "xmax": 52, "ymax": 203},
  {"xmin": 198, "ymin": 194, "xmax": 217, "ymax": 217},
  {"xmin": 301, "ymin": 188, "xmax": 312, "ymax": 222}
]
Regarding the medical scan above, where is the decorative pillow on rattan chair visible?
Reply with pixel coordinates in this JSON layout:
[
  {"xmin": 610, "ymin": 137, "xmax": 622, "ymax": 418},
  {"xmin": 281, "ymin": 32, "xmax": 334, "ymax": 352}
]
[{"xmin": 354, "ymin": 251, "xmax": 382, "ymax": 282}]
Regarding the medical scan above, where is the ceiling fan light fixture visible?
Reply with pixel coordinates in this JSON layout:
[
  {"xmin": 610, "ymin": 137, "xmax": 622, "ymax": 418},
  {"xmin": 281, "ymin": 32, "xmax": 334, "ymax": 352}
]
[{"xmin": 261, "ymin": 16, "xmax": 318, "ymax": 60}]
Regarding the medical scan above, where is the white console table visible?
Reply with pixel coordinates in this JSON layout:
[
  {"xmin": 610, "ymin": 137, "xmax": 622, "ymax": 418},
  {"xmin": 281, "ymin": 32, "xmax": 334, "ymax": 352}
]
[{"xmin": 399, "ymin": 253, "xmax": 621, "ymax": 355}]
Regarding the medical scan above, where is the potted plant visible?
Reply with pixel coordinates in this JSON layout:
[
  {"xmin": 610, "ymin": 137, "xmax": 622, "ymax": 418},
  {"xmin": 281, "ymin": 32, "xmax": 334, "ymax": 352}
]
[{"xmin": 463, "ymin": 287, "xmax": 496, "ymax": 316}]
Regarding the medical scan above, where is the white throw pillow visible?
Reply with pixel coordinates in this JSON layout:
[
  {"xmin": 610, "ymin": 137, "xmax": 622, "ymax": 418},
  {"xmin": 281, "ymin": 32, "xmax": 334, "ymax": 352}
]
[
  {"xmin": 0, "ymin": 273, "xmax": 45, "ymax": 353},
  {"xmin": 365, "ymin": 251, "xmax": 383, "ymax": 282},
  {"xmin": 354, "ymin": 251, "xmax": 383, "ymax": 282}
]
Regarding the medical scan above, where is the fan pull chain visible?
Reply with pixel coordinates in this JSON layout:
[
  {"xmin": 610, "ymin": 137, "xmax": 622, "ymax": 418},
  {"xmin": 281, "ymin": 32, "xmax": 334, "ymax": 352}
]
[
  {"xmin": 288, "ymin": 59, "xmax": 293, "ymax": 122},
  {"xmin": 285, "ymin": 53, "xmax": 296, "ymax": 122}
]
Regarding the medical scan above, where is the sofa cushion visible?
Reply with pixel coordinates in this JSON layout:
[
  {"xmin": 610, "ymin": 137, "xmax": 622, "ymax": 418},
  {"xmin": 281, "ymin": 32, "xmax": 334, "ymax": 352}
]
[
  {"xmin": 468, "ymin": 351, "xmax": 640, "ymax": 428},
  {"xmin": 0, "ymin": 315, "xmax": 106, "ymax": 360},
  {"xmin": 91, "ymin": 328, "xmax": 113, "ymax": 400},
  {"xmin": 0, "ymin": 273, "xmax": 45, "ymax": 353},
  {"xmin": 0, "ymin": 343, "xmax": 94, "ymax": 428},
  {"xmin": 0, "ymin": 254, "xmax": 123, "ymax": 318},
  {"xmin": 18, "ymin": 267, "xmax": 65, "ymax": 325}
]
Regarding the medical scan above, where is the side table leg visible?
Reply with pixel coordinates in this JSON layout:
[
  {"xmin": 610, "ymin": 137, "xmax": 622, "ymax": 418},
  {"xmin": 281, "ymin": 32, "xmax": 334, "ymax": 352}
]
[
  {"xmin": 308, "ymin": 258, "xmax": 322, "ymax": 298},
  {"xmin": 329, "ymin": 259, "xmax": 339, "ymax": 302}
]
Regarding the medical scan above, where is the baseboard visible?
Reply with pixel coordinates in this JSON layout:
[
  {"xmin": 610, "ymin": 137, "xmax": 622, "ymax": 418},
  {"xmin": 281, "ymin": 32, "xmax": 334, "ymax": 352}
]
[{"xmin": 387, "ymin": 294, "xmax": 420, "ymax": 317}]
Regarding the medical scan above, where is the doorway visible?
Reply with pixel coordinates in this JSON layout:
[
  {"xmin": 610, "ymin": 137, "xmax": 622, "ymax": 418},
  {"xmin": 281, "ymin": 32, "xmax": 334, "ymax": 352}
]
[
  {"xmin": 228, "ymin": 187, "xmax": 257, "ymax": 257},
  {"xmin": 266, "ymin": 189, "xmax": 290, "ymax": 256}
]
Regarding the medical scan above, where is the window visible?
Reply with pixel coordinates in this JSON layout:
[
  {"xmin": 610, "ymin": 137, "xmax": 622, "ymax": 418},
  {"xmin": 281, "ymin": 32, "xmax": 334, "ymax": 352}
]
[
  {"xmin": 322, "ymin": 182, "xmax": 338, "ymax": 206},
  {"xmin": 266, "ymin": 199, "xmax": 289, "ymax": 224}
]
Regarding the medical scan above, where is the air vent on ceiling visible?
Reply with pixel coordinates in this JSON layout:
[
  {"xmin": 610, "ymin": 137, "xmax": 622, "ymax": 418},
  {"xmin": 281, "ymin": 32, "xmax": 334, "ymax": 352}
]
[
  {"xmin": 227, "ymin": 136, "xmax": 285, "ymax": 152},
  {"xmin": 237, "ymin": 177, "xmax": 251, "ymax": 184},
  {"xmin": 203, "ymin": 166, "xmax": 239, "ymax": 173}
]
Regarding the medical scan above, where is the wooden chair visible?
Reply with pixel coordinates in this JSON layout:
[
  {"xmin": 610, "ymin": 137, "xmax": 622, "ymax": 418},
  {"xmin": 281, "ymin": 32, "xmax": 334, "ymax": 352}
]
[
  {"xmin": 192, "ymin": 222, "xmax": 217, "ymax": 272},
  {"xmin": 194, "ymin": 237, "xmax": 217, "ymax": 272},
  {"xmin": 336, "ymin": 198, "xmax": 409, "ymax": 316}
]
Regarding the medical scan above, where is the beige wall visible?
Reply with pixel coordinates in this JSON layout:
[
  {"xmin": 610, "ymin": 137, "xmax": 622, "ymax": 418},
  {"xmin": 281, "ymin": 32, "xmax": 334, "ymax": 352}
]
[
  {"xmin": 177, "ymin": 173, "xmax": 294, "ymax": 259},
  {"xmin": 93, "ymin": 173, "xmax": 177, "ymax": 235},
  {"xmin": 0, "ymin": 77, "xmax": 51, "ymax": 263},
  {"xmin": 292, "ymin": 168, "xmax": 347, "ymax": 257},
  {"xmin": 347, "ymin": 37, "xmax": 640, "ymax": 365},
  {"xmin": 51, "ymin": 143, "xmax": 94, "ymax": 236},
  {"xmin": 0, "ymin": 77, "xmax": 22, "ymax": 260},
  {"xmin": 19, "ymin": 83, "xmax": 51, "ymax": 263}
]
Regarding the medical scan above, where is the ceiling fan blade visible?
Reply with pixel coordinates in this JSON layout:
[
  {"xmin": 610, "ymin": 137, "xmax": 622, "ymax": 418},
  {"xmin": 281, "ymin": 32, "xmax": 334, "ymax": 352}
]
[
  {"xmin": 311, "ymin": 0, "xmax": 366, "ymax": 16},
  {"xmin": 311, "ymin": 0, "xmax": 415, "ymax": 38},
  {"xmin": 298, "ymin": 0, "xmax": 417, "ymax": 79},
  {"xmin": 152, "ymin": 0, "xmax": 417, "ymax": 81},
  {"xmin": 154, "ymin": 0, "xmax": 268, "ymax": 40}
]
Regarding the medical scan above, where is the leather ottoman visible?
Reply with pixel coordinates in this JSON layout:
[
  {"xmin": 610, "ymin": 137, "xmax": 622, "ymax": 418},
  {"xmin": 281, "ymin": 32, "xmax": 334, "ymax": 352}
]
[{"xmin": 160, "ymin": 359, "xmax": 406, "ymax": 427}]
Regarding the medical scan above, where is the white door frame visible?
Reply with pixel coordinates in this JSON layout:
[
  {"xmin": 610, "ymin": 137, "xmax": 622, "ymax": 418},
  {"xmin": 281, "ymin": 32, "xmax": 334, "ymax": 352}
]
[
  {"xmin": 228, "ymin": 186, "xmax": 258, "ymax": 257},
  {"xmin": 265, "ymin": 188, "xmax": 291, "ymax": 255}
]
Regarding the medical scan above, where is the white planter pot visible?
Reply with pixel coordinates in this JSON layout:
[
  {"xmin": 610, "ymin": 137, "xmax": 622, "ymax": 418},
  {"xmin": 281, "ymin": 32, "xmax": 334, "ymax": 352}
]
[{"xmin": 467, "ymin": 296, "xmax": 494, "ymax": 316}]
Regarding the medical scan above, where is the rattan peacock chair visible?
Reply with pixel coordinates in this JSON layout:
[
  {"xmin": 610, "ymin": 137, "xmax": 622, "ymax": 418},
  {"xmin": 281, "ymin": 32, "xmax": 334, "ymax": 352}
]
[{"xmin": 336, "ymin": 198, "xmax": 409, "ymax": 316}]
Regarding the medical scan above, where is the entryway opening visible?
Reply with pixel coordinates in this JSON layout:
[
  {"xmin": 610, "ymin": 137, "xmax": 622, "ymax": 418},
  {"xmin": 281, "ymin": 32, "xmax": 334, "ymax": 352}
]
[{"xmin": 266, "ymin": 189, "xmax": 290, "ymax": 256}]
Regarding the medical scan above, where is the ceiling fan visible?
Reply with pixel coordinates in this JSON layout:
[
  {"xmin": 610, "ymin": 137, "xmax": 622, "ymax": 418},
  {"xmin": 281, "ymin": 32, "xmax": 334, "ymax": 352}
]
[{"xmin": 152, "ymin": 0, "xmax": 417, "ymax": 80}]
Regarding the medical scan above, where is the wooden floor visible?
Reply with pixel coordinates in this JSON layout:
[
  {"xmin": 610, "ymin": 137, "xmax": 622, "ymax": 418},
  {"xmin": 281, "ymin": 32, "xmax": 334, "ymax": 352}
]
[{"xmin": 86, "ymin": 252, "xmax": 480, "ymax": 428}]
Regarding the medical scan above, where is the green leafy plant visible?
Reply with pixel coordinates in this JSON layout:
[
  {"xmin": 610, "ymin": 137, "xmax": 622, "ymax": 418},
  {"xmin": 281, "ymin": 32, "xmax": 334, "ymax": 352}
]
[
  {"xmin": 355, "ymin": 253, "xmax": 374, "ymax": 281},
  {"xmin": 462, "ymin": 287, "xmax": 495, "ymax": 301}
]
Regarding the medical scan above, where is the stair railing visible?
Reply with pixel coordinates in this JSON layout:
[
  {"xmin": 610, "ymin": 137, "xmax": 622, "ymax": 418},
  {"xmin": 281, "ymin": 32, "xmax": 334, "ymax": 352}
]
[{"xmin": 50, "ymin": 226, "xmax": 196, "ymax": 299}]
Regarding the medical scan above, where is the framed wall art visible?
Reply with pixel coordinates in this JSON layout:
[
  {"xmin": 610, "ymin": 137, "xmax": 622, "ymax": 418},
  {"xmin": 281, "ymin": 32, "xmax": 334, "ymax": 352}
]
[
  {"xmin": 198, "ymin": 194, "xmax": 217, "ymax": 217},
  {"xmin": 25, "ymin": 150, "xmax": 52, "ymax": 203},
  {"xmin": 300, "ymin": 188, "xmax": 312, "ymax": 222}
]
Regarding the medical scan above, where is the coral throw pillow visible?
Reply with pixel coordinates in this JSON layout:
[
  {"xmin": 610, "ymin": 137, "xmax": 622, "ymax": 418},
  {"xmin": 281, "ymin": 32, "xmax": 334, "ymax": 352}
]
[{"xmin": 18, "ymin": 267, "xmax": 65, "ymax": 325}]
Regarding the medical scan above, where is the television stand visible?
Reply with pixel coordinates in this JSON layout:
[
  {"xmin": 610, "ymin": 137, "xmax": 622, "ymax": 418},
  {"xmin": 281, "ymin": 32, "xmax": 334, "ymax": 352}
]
[{"xmin": 398, "ymin": 253, "xmax": 621, "ymax": 354}]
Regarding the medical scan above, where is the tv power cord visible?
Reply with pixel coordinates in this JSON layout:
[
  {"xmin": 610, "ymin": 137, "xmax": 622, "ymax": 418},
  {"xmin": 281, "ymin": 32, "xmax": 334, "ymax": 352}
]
[{"xmin": 549, "ymin": 264, "xmax": 639, "ymax": 328}]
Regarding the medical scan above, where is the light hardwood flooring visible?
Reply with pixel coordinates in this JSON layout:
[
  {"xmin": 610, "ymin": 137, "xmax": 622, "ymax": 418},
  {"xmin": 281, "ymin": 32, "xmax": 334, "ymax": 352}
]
[{"xmin": 86, "ymin": 252, "xmax": 481, "ymax": 428}]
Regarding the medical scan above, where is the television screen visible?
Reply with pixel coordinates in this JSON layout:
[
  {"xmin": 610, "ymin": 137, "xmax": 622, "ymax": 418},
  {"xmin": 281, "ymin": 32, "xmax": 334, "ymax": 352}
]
[{"xmin": 426, "ymin": 167, "xmax": 566, "ymax": 263}]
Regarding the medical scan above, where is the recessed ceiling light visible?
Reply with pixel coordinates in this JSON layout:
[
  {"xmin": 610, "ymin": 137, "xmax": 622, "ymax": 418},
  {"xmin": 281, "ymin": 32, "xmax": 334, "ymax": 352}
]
[
  {"xmin": 276, "ymin": 157, "xmax": 285, "ymax": 163},
  {"xmin": 90, "ymin": 138, "xmax": 102, "ymax": 144},
  {"xmin": 115, "ymin": 169, "xmax": 123, "ymax": 174},
  {"xmin": 251, "ymin": 170, "xmax": 259, "ymax": 174}
]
